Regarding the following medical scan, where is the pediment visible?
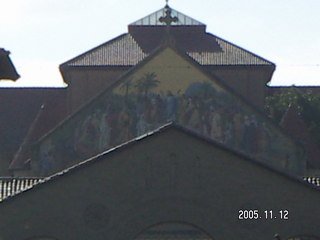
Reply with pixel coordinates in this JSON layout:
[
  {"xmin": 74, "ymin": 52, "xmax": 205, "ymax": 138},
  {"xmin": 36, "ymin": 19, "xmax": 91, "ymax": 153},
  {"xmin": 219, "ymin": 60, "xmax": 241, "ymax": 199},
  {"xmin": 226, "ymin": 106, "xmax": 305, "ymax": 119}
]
[{"xmin": 36, "ymin": 46, "xmax": 303, "ymax": 176}]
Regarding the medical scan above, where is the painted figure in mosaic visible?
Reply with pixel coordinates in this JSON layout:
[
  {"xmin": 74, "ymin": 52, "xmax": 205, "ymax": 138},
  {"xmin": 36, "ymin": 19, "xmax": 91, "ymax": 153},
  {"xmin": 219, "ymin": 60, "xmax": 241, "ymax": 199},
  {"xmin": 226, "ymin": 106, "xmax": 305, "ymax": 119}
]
[
  {"xmin": 258, "ymin": 122, "xmax": 271, "ymax": 153},
  {"xmin": 118, "ymin": 106, "xmax": 133, "ymax": 144},
  {"xmin": 209, "ymin": 105, "xmax": 223, "ymax": 142},
  {"xmin": 165, "ymin": 90, "xmax": 178, "ymax": 121},
  {"xmin": 75, "ymin": 112, "xmax": 100, "ymax": 157},
  {"xmin": 98, "ymin": 111, "xmax": 111, "ymax": 152},
  {"xmin": 233, "ymin": 109, "xmax": 244, "ymax": 148},
  {"xmin": 177, "ymin": 95, "xmax": 189, "ymax": 125},
  {"xmin": 39, "ymin": 139, "xmax": 55, "ymax": 175},
  {"xmin": 36, "ymin": 74, "xmax": 301, "ymax": 175}
]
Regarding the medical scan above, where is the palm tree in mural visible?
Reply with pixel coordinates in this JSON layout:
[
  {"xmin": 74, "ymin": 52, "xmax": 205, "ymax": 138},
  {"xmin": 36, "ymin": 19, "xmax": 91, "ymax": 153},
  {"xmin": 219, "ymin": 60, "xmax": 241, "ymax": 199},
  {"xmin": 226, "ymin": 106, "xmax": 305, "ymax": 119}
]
[
  {"xmin": 135, "ymin": 72, "xmax": 160, "ymax": 97},
  {"xmin": 120, "ymin": 77, "xmax": 134, "ymax": 103}
]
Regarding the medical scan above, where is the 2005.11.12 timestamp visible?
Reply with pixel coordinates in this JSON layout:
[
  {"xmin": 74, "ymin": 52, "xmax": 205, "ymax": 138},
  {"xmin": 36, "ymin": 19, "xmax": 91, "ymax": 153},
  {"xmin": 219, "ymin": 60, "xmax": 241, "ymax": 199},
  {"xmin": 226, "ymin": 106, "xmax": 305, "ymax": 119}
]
[{"xmin": 238, "ymin": 210, "xmax": 289, "ymax": 220}]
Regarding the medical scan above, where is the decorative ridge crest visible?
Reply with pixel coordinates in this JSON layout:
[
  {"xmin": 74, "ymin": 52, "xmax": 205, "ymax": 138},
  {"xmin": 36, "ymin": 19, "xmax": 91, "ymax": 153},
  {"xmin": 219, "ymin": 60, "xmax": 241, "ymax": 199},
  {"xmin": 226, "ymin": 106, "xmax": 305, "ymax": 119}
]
[{"xmin": 129, "ymin": 5, "xmax": 205, "ymax": 26}]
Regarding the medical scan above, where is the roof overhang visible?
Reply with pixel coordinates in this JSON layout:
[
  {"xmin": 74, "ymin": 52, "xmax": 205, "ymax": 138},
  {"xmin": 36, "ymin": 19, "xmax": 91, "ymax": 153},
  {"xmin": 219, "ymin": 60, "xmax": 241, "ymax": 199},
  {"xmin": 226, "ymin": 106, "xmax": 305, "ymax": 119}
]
[{"xmin": 0, "ymin": 48, "xmax": 20, "ymax": 81}]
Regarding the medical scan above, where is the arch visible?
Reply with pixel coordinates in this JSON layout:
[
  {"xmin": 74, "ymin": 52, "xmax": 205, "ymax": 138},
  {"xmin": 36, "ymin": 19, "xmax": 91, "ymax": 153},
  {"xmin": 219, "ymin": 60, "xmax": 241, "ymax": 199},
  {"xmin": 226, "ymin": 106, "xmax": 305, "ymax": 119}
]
[{"xmin": 133, "ymin": 221, "xmax": 214, "ymax": 240}]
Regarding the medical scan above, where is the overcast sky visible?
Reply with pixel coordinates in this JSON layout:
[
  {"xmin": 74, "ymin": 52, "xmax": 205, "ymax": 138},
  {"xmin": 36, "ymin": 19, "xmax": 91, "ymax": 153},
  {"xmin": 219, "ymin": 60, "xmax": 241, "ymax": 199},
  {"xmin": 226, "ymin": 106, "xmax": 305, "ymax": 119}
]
[{"xmin": 1, "ymin": 0, "xmax": 320, "ymax": 87}]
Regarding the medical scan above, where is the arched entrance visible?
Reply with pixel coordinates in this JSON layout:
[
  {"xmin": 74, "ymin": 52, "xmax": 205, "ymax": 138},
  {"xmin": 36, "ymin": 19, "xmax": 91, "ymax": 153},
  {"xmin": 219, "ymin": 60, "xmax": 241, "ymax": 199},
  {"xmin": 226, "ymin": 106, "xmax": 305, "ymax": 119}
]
[{"xmin": 134, "ymin": 222, "xmax": 213, "ymax": 240}]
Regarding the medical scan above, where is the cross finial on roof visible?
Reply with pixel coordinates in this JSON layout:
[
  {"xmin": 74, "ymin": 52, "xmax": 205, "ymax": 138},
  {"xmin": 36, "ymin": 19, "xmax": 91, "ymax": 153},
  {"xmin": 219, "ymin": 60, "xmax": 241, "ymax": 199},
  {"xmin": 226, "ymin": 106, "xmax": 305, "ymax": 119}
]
[{"xmin": 159, "ymin": 5, "xmax": 178, "ymax": 26}]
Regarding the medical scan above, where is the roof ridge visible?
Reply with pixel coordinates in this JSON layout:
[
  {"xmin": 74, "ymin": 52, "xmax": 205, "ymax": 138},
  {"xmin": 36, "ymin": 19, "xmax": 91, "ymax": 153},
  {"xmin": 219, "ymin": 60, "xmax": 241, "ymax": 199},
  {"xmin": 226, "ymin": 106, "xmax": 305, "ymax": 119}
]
[
  {"xmin": 60, "ymin": 32, "xmax": 275, "ymax": 68},
  {"xmin": 206, "ymin": 33, "xmax": 275, "ymax": 66},
  {"xmin": 61, "ymin": 34, "xmax": 147, "ymax": 67},
  {"xmin": 60, "ymin": 33, "xmax": 129, "ymax": 67}
]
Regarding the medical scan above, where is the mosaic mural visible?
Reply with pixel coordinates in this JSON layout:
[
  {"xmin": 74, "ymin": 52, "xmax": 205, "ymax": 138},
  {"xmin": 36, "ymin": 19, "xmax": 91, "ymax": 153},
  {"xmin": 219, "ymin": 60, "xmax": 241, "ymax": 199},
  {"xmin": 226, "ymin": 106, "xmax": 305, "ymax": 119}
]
[{"xmin": 36, "ymin": 71, "xmax": 303, "ymax": 176}]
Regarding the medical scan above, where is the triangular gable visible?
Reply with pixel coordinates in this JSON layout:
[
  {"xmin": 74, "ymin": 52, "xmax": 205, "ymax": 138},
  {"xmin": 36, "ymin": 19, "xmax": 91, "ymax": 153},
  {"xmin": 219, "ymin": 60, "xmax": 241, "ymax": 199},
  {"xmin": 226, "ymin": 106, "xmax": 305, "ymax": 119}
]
[
  {"xmin": 1, "ymin": 124, "xmax": 320, "ymax": 239},
  {"xmin": 34, "ymin": 44, "xmax": 303, "ymax": 177},
  {"xmin": 112, "ymin": 47, "xmax": 224, "ymax": 94}
]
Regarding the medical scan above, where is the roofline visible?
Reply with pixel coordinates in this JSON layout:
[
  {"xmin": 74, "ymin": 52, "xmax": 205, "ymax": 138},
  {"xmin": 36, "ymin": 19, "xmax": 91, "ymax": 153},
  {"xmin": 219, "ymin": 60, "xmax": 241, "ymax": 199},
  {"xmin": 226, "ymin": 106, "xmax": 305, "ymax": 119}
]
[
  {"xmin": 59, "ymin": 29, "xmax": 275, "ymax": 70},
  {"xmin": 203, "ymin": 64, "xmax": 275, "ymax": 68},
  {"xmin": 208, "ymin": 32, "xmax": 276, "ymax": 67},
  {"xmin": 1, "ymin": 122, "xmax": 319, "ymax": 205},
  {"xmin": 59, "ymin": 59, "xmax": 275, "ymax": 70},
  {"xmin": 59, "ymin": 33, "xmax": 128, "ymax": 69},
  {"xmin": 59, "ymin": 65, "xmax": 132, "ymax": 70}
]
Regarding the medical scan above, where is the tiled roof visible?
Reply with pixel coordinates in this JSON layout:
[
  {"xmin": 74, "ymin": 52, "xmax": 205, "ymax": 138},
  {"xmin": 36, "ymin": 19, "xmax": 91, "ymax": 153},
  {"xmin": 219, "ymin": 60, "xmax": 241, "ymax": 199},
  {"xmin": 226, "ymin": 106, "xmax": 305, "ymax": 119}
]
[
  {"xmin": 66, "ymin": 34, "xmax": 147, "ymax": 67},
  {"xmin": 129, "ymin": 26, "xmax": 222, "ymax": 53},
  {"xmin": 187, "ymin": 38, "xmax": 271, "ymax": 65},
  {"xmin": 304, "ymin": 177, "xmax": 320, "ymax": 187},
  {"xmin": 0, "ymin": 177, "xmax": 43, "ymax": 201},
  {"xmin": 62, "ymin": 5, "xmax": 273, "ymax": 68},
  {"xmin": 64, "ymin": 33, "xmax": 272, "ymax": 67}
]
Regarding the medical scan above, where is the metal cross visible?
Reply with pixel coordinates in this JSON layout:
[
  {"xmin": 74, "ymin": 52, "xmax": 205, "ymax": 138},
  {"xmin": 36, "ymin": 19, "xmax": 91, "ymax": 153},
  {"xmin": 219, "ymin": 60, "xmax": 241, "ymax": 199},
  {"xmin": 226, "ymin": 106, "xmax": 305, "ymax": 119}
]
[{"xmin": 159, "ymin": 6, "xmax": 178, "ymax": 26}]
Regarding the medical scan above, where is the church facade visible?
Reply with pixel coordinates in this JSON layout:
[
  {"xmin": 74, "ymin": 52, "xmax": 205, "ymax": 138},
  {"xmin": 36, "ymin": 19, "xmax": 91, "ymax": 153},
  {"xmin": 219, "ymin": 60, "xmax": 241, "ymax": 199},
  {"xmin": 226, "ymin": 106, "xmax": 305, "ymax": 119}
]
[
  {"xmin": 0, "ymin": 4, "xmax": 320, "ymax": 239},
  {"xmin": 9, "ymin": 4, "xmax": 304, "ymax": 177},
  {"xmin": 60, "ymin": 6, "xmax": 274, "ymax": 114},
  {"xmin": 33, "ymin": 45, "xmax": 303, "ymax": 177}
]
